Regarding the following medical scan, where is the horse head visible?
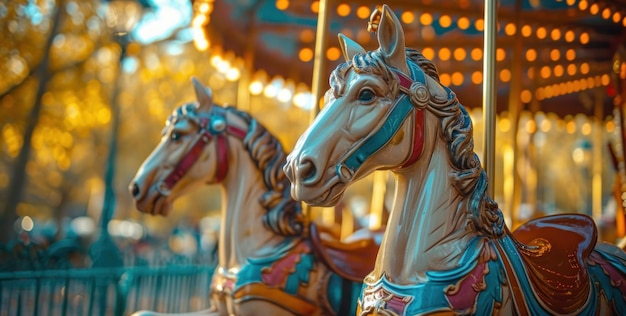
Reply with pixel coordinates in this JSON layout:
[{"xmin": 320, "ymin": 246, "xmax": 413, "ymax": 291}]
[
  {"xmin": 284, "ymin": 5, "xmax": 449, "ymax": 207},
  {"xmin": 129, "ymin": 78, "xmax": 248, "ymax": 216}
]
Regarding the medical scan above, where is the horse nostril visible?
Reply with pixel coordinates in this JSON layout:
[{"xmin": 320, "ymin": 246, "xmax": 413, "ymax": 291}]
[
  {"xmin": 130, "ymin": 182, "xmax": 140, "ymax": 198},
  {"xmin": 297, "ymin": 157, "xmax": 317, "ymax": 182}
]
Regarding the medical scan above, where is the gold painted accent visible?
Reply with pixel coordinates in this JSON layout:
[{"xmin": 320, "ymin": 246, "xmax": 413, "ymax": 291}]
[
  {"xmin": 520, "ymin": 238, "xmax": 551, "ymax": 257},
  {"xmin": 390, "ymin": 129, "xmax": 404, "ymax": 145},
  {"xmin": 368, "ymin": 5, "xmax": 383, "ymax": 32},
  {"xmin": 233, "ymin": 283, "xmax": 317, "ymax": 315}
]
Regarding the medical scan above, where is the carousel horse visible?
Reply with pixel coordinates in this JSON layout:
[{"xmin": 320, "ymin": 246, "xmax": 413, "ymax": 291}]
[
  {"xmin": 129, "ymin": 78, "xmax": 381, "ymax": 316},
  {"xmin": 283, "ymin": 5, "xmax": 626, "ymax": 315}
]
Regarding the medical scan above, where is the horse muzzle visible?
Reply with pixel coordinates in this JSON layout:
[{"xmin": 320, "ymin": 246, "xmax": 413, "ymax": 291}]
[{"xmin": 284, "ymin": 152, "xmax": 327, "ymax": 201}]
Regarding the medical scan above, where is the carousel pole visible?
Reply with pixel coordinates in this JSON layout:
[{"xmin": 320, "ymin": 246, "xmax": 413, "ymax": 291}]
[
  {"xmin": 592, "ymin": 89, "xmax": 604, "ymax": 221},
  {"xmin": 237, "ymin": 3, "xmax": 261, "ymax": 112},
  {"xmin": 483, "ymin": 0, "xmax": 497, "ymax": 198},
  {"xmin": 310, "ymin": 0, "xmax": 331, "ymax": 121},
  {"xmin": 506, "ymin": 0, "xmax": 523, "ymax": 226},
  {"xmin": 308, "ymin": 0, "xmax": 332, "ymax": 230}
]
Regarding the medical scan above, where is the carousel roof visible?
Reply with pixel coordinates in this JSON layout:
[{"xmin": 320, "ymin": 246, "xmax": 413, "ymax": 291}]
[{"xmin": 197, "ymin": 0, "xmax": 626, "ymax": 118}]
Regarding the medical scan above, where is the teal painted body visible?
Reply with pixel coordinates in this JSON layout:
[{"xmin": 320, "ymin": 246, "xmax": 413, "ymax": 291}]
[
  {"xmin": 235, "ymin": 238, "xmax": 361, "ymax": 315},
  {"xmin": 358, "ymin": 237, "xmax": 503, "ymax": 315},
  {"xmin": 235, "ymin": 239, "xmax": 314, "ymax": 296}
]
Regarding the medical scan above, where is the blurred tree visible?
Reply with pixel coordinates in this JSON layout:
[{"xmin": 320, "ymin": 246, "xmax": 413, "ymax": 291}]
[
  {"xmin": 1, "ymin": 0, "xmax": 307, "ymax": 245},
  {"xmin": 0, "ymin": 0, "xmax": 225, "ymax": 244},
  {"xmin": 0, "ymin": 0, "xmax": 112, "ymax": 243},
  {"xmin": 1, "ymin": 0, "xmax": 64, "ymax": 243}
]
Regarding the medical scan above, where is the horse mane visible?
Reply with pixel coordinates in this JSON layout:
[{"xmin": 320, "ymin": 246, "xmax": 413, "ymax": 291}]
[
  {"xmin": 170, "ymin": 103, "xmax": 304, "ymax": 237},
  {"xmin": 334, "ymin": 48, "xmax": 504, "ymax": 237},
  {"xmin": 223, "ymin": 107, "xmax": 304, "ymax": 237}
]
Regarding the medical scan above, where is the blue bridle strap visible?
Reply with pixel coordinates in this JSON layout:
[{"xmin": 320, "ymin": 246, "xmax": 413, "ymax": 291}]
[
  {"xmin": 337, "ymin": 95, "xmax": 414, "ymax": 180},
  {"xmin": 335, "ymin": 61, "xmax": 427, "ymax": 182}
]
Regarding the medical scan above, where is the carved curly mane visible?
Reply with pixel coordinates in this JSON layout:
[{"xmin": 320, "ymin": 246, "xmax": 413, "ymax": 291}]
[
  {"xmin": 169, "ymin": 104, "xmax": 303, "ymax": 236},
  {"xmin": 225, "ymin": 107, "xmax": 304, "ymax": 236},
  {"xmin": 331, "ymin": 48, "xmax": 504, "ymax": 237}
]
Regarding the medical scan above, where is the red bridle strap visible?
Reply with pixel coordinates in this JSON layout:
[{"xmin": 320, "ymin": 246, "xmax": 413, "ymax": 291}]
[
  {"xmin": 401, "ymin": 110, "xmax": 424, "ymax": 168},
  {"xmin": 160, "ymin": 109, "xmax": 247, "ymax": 194},
  {"xmin": 226, "ymin": 125, "xmax": 247, "ymax": 140},
  {"xmin": 163, "ymin": 130, "xmax": 213, "ymax": 190},
  {"xmin": 214, "ymin": 125, "xmax": 247, "ymax": 182},
  {"xmin": 390, "ymin": 66, "xmax": 426, "ymax": 168}
]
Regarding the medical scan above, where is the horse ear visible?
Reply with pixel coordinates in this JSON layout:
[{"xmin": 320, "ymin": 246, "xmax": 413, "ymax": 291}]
[
  {"xmin": 377, "ymin": 5, "xmax": 409, "ymax": 75},
  {"xmin": 191, "ymin": 77, "xmax": 213, "ymax": 111},
  {"xmin": 338, "ymin": 33, "xmax": 366, "ymax": 62}
]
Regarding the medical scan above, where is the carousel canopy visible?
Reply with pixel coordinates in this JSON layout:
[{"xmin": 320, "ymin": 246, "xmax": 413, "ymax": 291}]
[{"xmin": 196, "ymin": 0, "xmax": 626, "ymax": 118}]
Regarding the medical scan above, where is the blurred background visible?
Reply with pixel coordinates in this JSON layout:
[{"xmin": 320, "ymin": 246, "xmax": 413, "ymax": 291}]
[{"xmin": 1, "ymin": 0, "xmax": 626, "ymax": 313}]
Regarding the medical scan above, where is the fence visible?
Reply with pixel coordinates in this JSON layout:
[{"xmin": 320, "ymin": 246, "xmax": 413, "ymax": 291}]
[{"xmin": 0, "ymin": 265, "xmax": 214, "ymax": 316}]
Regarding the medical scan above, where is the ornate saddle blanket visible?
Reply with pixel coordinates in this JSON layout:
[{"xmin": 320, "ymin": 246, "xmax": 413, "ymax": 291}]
[
  {"xmin": 507, "ymin": 213, "xmax": 597, "ymax": 314},
  {"xmin": 233, "ymin": 238, "xmax": 362, "ymax": 315},
  {"xmin": 357, "ymin": 214, "xmax": 626, "ymax": 316},
  {"xmin": 497, "ymin": 213, "xmax": 626, "ymax": 315},
  {"xmin": 233, "ymin": 239, "xmax": 317, "ymax": 315}
]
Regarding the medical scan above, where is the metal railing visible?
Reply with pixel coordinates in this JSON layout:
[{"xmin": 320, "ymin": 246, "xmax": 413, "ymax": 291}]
[{"xmin": 0, "ymin": 265, "xmax": 214, "ymax": 316}]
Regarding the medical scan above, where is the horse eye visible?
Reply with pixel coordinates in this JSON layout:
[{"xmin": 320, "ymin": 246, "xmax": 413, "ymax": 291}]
[
  {"xmin": 170, "ymin": 131, "xmax": 181, "ymax": 141},
  {"xmin": 358, "ymin": 89, "xmax": 375, "ymax": 103}
]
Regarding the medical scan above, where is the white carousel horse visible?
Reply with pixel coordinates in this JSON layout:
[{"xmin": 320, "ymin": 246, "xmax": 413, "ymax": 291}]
[
  {"xmin": 129, "ymin": 78, "xmax": 381, "ymax": 315},
  {"xmin": 283, "ymin": 5, "xmax": 626, "ymax": 315}
]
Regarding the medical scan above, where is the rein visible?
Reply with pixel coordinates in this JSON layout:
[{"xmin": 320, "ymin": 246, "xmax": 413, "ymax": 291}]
[
  {"xmin": 335, "ymin": 60, "xmax": 427, "ymax": 182},
  {"xmin": 158, "ymin": 106, "xmax": 247, "ymax": 195}
]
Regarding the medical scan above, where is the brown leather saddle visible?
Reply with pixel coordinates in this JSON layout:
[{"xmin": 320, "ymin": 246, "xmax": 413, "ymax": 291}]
[
  {"xmin": 310, "ymin": 223, "xmax": 383, "ymax": 282},
  {"xmin": 511, "ymin": 213, "xmax": 598, "ymax": 315}
]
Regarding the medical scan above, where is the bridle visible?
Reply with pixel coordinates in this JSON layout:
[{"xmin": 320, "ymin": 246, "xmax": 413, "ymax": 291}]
[
  {"xmin": 335, "ymin": 59, "xmax": 430, "ymax": 183},
  {"xmin": 157, "ymin": 106, "xmax": 247, "ymax": 195}
]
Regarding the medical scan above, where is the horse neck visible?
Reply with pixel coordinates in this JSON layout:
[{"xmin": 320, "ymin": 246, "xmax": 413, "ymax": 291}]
[
  {"xmin": 372, "ymin": 137, "xmax": 477, "ymax": 285},
  {"xmin": 217, "ymin": 143, "xmax": 289, "ymax": 270}
]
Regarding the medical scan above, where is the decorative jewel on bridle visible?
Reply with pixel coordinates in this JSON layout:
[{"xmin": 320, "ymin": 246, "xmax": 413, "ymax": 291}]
[
  {"xmin": 157, "ymin": 106, "xmax": 247, "ymax": 195},
  {"xmin": 334, "ymin": 61, "xmax": 428, "ymax": 183}
]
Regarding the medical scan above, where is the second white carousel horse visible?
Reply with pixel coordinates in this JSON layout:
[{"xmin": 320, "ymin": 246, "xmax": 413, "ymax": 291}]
[{"xmin": 129, "ymin": 78, "xmax": 381, "ymax": 315}]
